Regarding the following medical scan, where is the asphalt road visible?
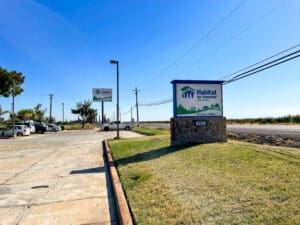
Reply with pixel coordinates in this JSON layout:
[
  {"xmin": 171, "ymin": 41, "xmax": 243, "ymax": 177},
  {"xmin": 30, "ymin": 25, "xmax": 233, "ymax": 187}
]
[
  {"xmin": 0, "ymin": 129, "xmax": 142, "ymax": 225},
  {"xmin": 227, "ymin": 124, "xmax": 300, "ymax": 137},
  {"xmin": 140, "ymin": 123, "xmax": 300, "ymax": 137}
]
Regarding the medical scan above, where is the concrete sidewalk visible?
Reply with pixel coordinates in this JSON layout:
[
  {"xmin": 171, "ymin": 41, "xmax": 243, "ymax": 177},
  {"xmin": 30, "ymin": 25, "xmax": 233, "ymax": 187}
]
[{"xmin": 0, "ymin": 130, "xmax": 133, "ymax": 225}]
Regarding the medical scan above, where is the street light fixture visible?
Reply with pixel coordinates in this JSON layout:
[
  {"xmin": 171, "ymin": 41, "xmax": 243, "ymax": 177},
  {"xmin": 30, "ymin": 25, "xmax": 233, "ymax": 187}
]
[{"xmin": 110, "ymin": 60, "xmax": 120, "ymax": 139}]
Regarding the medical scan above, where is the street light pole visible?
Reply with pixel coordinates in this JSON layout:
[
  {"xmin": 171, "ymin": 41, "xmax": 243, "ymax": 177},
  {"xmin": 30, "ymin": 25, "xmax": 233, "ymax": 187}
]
[
  {"xmin": 49, "ymin": 94, "xmax": 53, "ymax": 123},
  {"xmin": 110, "ymin": 60, "xmax": 120, "ymax": 139},
  {"xmin": 12, "ymin": 80, "xmax": 16, "ymax": 138},
  {"xmin": 62, "ymin": 103, "xmax": 64, "ymax": 123}
]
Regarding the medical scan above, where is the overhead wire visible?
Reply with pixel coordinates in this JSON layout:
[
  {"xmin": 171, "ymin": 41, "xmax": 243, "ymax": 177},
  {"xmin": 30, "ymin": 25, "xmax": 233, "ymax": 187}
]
[
  {"xmin": 171, "ymin": 0, "xmax": 287, "ymax": 80},
  {"xmin": 220, "ymin": 43, "xmax": 299, "ymax": 81},
  {"xmin": 224, "ymin": 50, "xmax": 300, "ymax": 84},
  {"xmin": 139, "ymin": 97, "xmax": 173, "ymax": 106},
  {"xmin": 137, "ymin": 47, "xmax": 300, "ymax": 106},
  {"xmin": 153, "ymin": 0, "xmax": 247, "ymax": 79}
]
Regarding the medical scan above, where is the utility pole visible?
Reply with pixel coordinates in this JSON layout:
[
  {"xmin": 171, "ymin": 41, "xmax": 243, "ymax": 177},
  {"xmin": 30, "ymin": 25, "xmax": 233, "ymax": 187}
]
[
  {"xmin": 49, "ymin": 94, "xmax": 53, "ymax": 123},
  {"xmin": 62, "ymin": 103, "xmax": 64, "ymax": 123},
  {"xmin": 12, "ymin": 80, "xmax": 16, "ymax": 138},
  {"xmin": 101, "ymin": 101, "xmax": 104, "ymax": 124},
  {"xmin": 133, "ymin": 87, "xmax": 140, "ymax": 127},
  {"xmin": 130, "ymin": 106, "xmax": 133, "ymax": 123}
]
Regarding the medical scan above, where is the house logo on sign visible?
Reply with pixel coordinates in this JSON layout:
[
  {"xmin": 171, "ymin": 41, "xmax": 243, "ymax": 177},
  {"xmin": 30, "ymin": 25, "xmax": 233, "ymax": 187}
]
[{"xmin": 181, "ymin": 86, "xmax": 195, "ymax": 98}]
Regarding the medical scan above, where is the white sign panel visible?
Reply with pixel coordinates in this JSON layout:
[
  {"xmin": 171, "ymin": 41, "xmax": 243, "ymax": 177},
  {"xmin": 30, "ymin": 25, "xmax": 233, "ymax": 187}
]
[
  {"xmin": 93, "ymin": 88, "xmax": 112, "ymax": 102},
  {"xmin": 175, "ymin": 82, "xmax": 223, "ymax": 117}
]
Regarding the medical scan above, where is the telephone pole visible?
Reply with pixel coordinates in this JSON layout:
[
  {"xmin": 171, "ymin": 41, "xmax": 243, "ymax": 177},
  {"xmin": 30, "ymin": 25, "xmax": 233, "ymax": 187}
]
[
  {"xmin": 133, "ymin": 87, "xmax": 140, "ymax": 127},
  {"xmin": 49, "ymin": 94, "xmax": 53, "ymax": 123},
  {"xmin": 62, "ymin": 103, "xmax": 64, "ymax": 123},
  {"xmin": 12, "ymin": 80, "xmax": 16, "ymax": 137},
  {"xmin": 130, "ymin": 106, "xmax": 133, "ymax": 123},
  {"xmin": 101, "ymin": 101, "xmax": 104, "ymax": 124}
]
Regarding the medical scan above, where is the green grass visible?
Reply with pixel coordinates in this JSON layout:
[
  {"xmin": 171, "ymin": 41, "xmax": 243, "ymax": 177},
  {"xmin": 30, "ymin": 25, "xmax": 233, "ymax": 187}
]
[
  {"xmin": 132, "ymin": 126, "xmax": 169, "ymax": 136},
  {"xmin": 109, "ymin": 129, "xmax": 300, "ymax": 225}
]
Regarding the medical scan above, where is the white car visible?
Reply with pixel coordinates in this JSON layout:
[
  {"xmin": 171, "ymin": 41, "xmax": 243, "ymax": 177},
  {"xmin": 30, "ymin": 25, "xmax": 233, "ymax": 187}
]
[
  {"xmin": 47, "ymin": 124, "xmax": 60, "ymax": 132},
  {"xmin": 3, "ymin": 125, "xmax": 31, "ymax": 136},
  {"xmin": 16, "ymin": 122, "xmax": 36, "ymax": 133},
  {"xmin": 101, "ymin": 121, "xmax": 133, "ymax": 131}
]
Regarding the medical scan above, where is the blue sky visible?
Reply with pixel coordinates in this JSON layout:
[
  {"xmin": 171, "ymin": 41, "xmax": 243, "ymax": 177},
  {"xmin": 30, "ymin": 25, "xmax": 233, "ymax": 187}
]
[{"xmin": 0, "ymin": 0, "xmax": 299, "ymax": 121}]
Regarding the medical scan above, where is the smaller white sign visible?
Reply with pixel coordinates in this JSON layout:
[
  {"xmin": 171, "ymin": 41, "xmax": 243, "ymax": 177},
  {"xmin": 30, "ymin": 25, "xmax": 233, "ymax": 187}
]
[{"xmin": 93, "ymin": 88, "xmax": 112, "ymax": 102}]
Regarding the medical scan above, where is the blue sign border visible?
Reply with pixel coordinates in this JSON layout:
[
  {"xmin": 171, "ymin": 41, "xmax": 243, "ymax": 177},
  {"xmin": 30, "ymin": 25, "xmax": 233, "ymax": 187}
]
[{"xmin": 171, "ymin": 80, "xmax": 224, "ymax": 118}]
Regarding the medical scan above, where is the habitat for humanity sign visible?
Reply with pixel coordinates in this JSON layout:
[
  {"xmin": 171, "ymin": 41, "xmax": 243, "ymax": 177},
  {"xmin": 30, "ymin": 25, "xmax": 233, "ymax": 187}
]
[
  {"xmin": 92, "ymin": 88, "xmax": 112, "ymax": 102},
  {"xmin": 171, "ymin": 80, "xmax": 224, "ymax": 117}
]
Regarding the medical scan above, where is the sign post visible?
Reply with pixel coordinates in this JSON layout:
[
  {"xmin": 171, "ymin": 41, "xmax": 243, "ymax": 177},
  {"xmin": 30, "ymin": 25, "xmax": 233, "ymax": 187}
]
[
  {"xmin": 93, "ymin": 88, "xmax": 112, "ymax": 124},
  {"xmin": 171, "ymin": 80, "xmax": 226, "ymax": 146}
]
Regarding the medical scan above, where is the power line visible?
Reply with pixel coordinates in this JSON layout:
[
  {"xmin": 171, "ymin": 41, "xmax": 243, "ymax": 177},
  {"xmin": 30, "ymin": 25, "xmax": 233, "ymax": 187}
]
[
  {"xmin": 139, "ymin": 97, "xmax": 173, "ymax": 106},
  {"xmin": 171, "ymin": 0, "xmax": 287, "ymax": 80},
  {"xmin": 154, "ymin": 0, "xmax": 247, "ymax": 79},
  {"xmin": 137, "ymin": 48, "xmax": 300, "ymax": 106},
  {"xmin": 220, "ymin": 43, "xmax": 300, "ymax": 81},
  {"xmin": 121, "ymin": 108, "xmax": 131, "ymax": 116},
  {"xmin": 223, "ymin": 48, "xmax": 300, "ymax": 85}
]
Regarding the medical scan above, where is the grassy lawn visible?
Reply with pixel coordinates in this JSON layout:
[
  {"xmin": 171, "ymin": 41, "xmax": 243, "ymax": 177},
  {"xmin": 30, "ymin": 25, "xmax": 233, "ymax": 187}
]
[
  {"xmin": 109, "ymin": 129, "xmax": 300, "ymax": 225},
  {"xmin": 132, "ymin": 126, "xmax": 169, "ymax": 135}
]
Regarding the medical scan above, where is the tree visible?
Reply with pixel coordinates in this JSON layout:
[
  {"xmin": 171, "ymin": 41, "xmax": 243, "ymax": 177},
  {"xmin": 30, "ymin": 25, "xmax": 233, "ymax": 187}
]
[
  {"xmin": 34, "ymin": 103, "xmax": 46, "ymax": 123},
  {"xmin": 0, "ymin": 68, "xmax": 25, "ymax": 98},
  {"xmin": 17, "ymin": 109, "xmax": 34, "ymax": 122},
  {"xmin": 0, "ymin": 105, "xmax": 9, "ymax": 124},
  {"xmin": 0, "ymin": 68, "xmax": 25, "ymax": 129},
  {"xmin": 71, "ymin": 100, "xmax": 97, "ymax": 128},
  {"xmin": 0, "ymin": 67, "xmax": 10, "ymax": 97},
  {"xmin": 86, "ymin": 108, "xmax": 97, "ymax": 123}
]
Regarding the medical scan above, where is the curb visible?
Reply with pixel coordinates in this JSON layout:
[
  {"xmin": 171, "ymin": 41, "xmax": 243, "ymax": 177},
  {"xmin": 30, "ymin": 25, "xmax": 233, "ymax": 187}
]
[{"xmin": 103, "ymin": 140, "xmax": 134, "ymax": 225}]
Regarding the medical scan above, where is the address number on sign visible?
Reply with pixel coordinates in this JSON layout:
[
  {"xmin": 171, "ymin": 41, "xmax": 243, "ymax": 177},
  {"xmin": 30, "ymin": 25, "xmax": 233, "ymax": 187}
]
[{"xmin": 193, "ymin": 120, "xmax": 208, "ymax": 126}]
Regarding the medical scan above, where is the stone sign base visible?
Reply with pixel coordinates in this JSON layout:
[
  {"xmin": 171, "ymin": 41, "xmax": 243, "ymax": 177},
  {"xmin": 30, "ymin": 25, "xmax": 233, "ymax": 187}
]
[{"xmin": 170, "ymin": 117, "xmax": 226, "ymax": 146}]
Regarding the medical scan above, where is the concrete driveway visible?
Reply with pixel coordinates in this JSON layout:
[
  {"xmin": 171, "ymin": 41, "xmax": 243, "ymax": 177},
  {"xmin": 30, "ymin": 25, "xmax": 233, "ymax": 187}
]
[{"xmin": 0, "ymin": 129, "xmax": 142, "ymax": 225}]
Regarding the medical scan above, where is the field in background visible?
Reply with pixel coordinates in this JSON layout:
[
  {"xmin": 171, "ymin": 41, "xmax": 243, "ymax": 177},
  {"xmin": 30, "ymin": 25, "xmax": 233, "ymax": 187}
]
[
  {"xmin": 140, "ymin": 115, "xmax": 300, "ymax": 125},
  {"xmin": 109, "ymin": 128, "xmax": 300, "ymax": 224},
  {"xmin": 64, "ymin": 123, "xmax": 95, "ymax": 130},
  {"xmin": 227, "ymin": 115, "xmax": 300, "ymax": 124}
]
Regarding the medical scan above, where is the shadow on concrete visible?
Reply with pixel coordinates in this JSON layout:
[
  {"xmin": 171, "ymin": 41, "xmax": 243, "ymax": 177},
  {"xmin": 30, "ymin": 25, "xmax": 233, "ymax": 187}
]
[
  {"xmin": 115, "ymin": 144, "xmax": 196, "ymax": 166},
  {"xmin": 102, "ymin": 141, "xmax": 120, "ymax": 225},
  {"xmin": 69, "ymin": 167, "xmax": 106, "ymax": 174}
]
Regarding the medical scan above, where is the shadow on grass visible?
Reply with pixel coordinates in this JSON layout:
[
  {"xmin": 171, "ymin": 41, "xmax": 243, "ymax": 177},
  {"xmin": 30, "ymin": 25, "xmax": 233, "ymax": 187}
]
[{"xmin": 115, "ymin": 144, "xmax": 196, "ymax": 166}]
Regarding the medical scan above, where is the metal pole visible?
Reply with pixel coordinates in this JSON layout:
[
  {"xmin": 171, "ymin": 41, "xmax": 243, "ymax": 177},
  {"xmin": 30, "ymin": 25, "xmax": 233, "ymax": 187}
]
[
  {"xmin": 62, "ymin": 103, "xmax": 64, "ymax": 123},
  {"xmin": 116, "ymin": 61, "xmax": 120, "ymax": 138},
  {"xmin": 130, "ymin": 106, "xmax": 132, "ymax": 123},
  {"xmin": 101, "ymin": 101, "xmax": 104, "ymax": 124},
  {"xmin": 12, "ymin": 80, "xmax": 16, "ymax": 137},
  {"xmin": 49, "ymin": 94, "xmax": 53, "ymax": 123},
  {"xmin": 134, "ymin": 87, "xmax": 140, "ymax": 127}
]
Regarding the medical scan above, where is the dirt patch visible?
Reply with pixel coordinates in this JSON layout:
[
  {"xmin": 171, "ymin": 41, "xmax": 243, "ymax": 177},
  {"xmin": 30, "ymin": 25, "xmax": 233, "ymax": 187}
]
[{"xmin": 227, "ymin": 132, "xmax": 300, "ymax": 148}]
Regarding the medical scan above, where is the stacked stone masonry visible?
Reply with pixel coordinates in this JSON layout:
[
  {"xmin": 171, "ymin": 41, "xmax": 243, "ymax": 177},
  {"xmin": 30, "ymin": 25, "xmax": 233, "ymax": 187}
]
[{"xmin": 171, "ymin": 117, "xmax": 227, "ymax": 146}]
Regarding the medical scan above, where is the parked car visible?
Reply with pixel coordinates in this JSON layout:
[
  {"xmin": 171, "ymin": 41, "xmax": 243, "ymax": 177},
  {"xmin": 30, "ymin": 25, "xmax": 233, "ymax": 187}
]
[
  {"xmin": 56, "ymin": 125, "xmax": 62, "ymax": 131},
  {"xmin": 16, "ymin": 122, "xmax": 36, "ymax": 133},
  {"xmin": 101, "ymin": 121, "xmax": 133, "ymax": 131},
  {"xmin": 3, "ymin": 125, "xmax": 30, "ymax": 136},
  {"xmin": 47, "ymin": 124, "xmax": 60, "ymax": 132},
  {"xmin": 34, "ymin": 124, "xmax": 47, "ymax": 134}
]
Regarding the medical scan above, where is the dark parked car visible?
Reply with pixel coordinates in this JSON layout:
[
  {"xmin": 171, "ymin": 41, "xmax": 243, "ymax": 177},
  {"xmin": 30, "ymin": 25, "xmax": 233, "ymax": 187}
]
[{"xmin": 34, "ymin": 124, "xmax": 47, "ymax": 134}]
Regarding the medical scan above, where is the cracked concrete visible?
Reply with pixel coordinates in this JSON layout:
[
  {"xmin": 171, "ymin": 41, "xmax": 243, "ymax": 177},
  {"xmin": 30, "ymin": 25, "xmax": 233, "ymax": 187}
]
[{"xmin": 0, "ymin": 130, "xmax": 142, "ymax": 225}]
